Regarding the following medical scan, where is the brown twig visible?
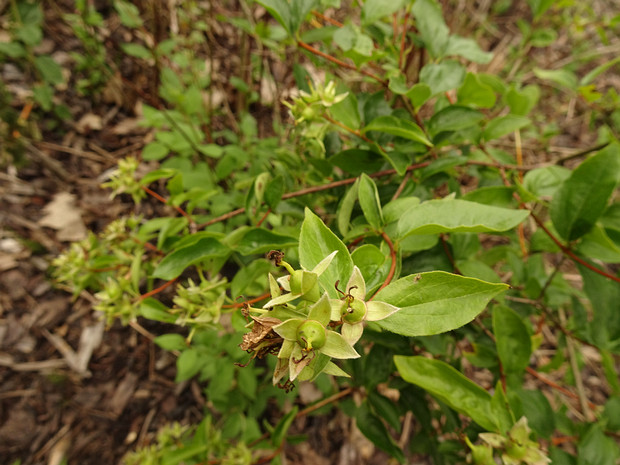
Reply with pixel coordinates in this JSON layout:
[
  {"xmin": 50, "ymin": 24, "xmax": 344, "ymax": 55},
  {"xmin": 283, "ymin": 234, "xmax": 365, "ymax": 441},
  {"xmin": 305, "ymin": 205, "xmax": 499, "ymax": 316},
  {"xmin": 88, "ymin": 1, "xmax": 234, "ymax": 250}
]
[
  {"xmin": 139, "ymin": 278, "xmax": 178, "ymax": 300},
  {"xmin": 141, "ymin": 185, "xmax": 195, "ymax": 225},
  {"xmin": 529, "ymin": 212, "xmax": 620, "ymax": 284},
  {"xmin": 372, "ymin": 232, "xmax": 397, "ymax": 297},
  {"xmin": 297, "ymin": 40, "xmax": 388, "ymax": 85},
  {"xmin": 196, "ymin": 162, "xmax": 432, "ymax": 230},
  {"xmin": 297, "ymin": 386, "xmax": 354, "ymax": 417}
]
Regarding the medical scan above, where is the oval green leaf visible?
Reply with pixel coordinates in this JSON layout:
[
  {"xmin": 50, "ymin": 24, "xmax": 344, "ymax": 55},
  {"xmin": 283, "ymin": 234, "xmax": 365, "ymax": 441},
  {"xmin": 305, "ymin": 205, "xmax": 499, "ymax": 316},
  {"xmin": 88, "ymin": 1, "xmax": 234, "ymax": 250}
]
[
  {"xmin": 398, "ymin": 198, "xmax": 529, "ymax": 238},
  {"xmin": 299, "ymin": 208, "xmax": 353, "ymax": 298},
  {"xmin": 358, "ymin": 173, "xmax": 384, "ymax": 230},
  {"xmin": 362, "ymin": 115, "xmax": 432, "ymax": 146},
  {"xmin": 152, "ymin": 237, "xmax": 229, "ymax": 280},
  {"xmin": 492, "ymin": 305, "xmax": 532, "ymax": 374},
  {"xmin": 550, "ymin": 142, "xmax": 620, "ymax": 241},
  {"xmin": 235, "ymin": 228, "xmax": 298, "ymax": 255},
  {"xmin": 483, "ymin": 115, "xmax": 530, "ymax": 141},
  {"xmin": 375, "ymin": 271, "xmax": 508, "ymax": 336},
  {"xmin": 394, "ymin": 355, "xmax": 498, "ymax": 432}
]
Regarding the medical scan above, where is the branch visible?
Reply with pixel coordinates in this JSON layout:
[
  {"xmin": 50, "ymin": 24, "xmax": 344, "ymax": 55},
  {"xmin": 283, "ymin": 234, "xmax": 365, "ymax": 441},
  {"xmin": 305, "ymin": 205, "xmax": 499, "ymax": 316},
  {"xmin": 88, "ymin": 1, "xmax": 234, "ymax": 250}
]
[
  {"xmin": 530, "ymin": 212, "xmax": 620, "ymax": 284},
  {"xmin": 141, "ymin": 185, "xmax": 195, "ymax": 225},
  {"xmin": 297, "ymin": 40, "xmax": 387, "ymax": 85},
  {"xmin": 372, "ymin": 232, "xmax": 397, "ymax": 297}
]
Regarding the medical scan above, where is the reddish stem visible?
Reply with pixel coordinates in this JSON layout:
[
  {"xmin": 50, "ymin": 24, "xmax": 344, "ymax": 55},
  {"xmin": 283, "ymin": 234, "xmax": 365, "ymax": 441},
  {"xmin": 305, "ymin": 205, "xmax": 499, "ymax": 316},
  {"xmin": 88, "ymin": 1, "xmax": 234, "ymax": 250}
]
[
  {"xmin": 311, "ymin": 10, "xmax": 343, "ymax": 27},
  {"xmin": 196, "ymin": 162, "xmax": 432, "ymax": 230},
  {"xmin": 256, "ymin": 209, "xmax": 271, "ymax": 227},
  {"xmin": 141, "ymin": 185, "xmax": 195, "ymax": 225},
  {"xmin": 525, "ymin": 366, "xmax": 598, "ymax": 409},
  {"xmin": 529, "ymin": 212, "xmax": 620, "ymax": 284},
  {"xmin": 222, "ymin": 292, "xmax": 271, "ymax": 309},
  {"xmin": 372, "ymin": 232, "xmax": 397, "ymax": 297},
  {"xmin": 139, "ymin": 278, "xmax": 177, "ymax": 300},
  {"xmin": 297, "ymin": 40, "xmax": 387, "ymax": 85}
]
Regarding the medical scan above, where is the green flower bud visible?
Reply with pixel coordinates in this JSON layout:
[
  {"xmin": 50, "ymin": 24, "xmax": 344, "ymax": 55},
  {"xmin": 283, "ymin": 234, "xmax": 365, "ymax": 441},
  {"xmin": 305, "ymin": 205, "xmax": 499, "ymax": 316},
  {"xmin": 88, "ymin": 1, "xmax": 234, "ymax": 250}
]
[
  {"xmin": 289, "ymin": 270, "xmax": 320, "ymax": 302},
  {"xmin": 341, "ymin": 298, "xmax": 366, "ymax": 324},
  {"xmin": 296, "ymin": 320, "xmax": 326, "ymax": 351}
]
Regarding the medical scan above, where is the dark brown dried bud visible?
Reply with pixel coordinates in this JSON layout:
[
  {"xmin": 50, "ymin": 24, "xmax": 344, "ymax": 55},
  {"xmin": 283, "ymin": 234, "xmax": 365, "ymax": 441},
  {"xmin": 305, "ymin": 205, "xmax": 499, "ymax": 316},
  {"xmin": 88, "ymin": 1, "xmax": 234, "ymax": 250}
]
[{"xmin": 267, "ymin": 250, "xmax": 285, "ymax": 266}]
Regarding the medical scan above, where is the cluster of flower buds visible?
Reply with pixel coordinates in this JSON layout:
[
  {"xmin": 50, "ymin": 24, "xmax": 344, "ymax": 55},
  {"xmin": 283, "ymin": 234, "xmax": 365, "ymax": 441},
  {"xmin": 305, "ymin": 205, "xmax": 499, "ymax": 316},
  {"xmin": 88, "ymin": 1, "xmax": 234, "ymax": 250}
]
[
  {"xmin": 240, "ymin": 250, "xmax": 400, "ymax": 389},
  {"xmin": 282, "ymin": 80, "xmax": 348, "ymax": 125},
  {"xmin": 467, "ymin": 417, "xmax": 551, "ymax": 465}
]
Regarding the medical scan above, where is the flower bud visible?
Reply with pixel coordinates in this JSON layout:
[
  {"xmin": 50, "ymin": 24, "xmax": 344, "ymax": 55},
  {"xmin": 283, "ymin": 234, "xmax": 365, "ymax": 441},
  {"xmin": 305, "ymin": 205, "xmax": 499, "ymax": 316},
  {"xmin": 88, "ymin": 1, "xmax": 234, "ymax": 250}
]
[
  {"xmin": 340, "ymin": 298, "xmax": 366, "ymax": 324},
  {"xmin": 296, "ymin": 320, "xmax": 326, "ymax": 351}
]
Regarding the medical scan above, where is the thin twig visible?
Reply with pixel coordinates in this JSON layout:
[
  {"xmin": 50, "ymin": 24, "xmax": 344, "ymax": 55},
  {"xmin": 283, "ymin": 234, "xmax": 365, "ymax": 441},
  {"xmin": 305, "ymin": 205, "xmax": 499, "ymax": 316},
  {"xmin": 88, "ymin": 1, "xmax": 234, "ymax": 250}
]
[
  {"xmin": 141, "ymin": 185, "xmax": 195, "ymax": 225},
  {"xmin": 372, "ymin": 232, "xmax": 397, "ymax": 297},
  {"xmin": 297, "ymin": 40, "xmax": 387, "ymax": 85}
]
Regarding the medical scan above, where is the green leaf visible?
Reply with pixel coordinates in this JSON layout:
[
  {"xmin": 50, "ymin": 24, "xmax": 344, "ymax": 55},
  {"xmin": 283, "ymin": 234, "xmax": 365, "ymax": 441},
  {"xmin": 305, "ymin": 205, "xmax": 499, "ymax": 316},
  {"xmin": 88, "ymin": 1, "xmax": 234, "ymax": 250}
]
[
  {"xmin": 142, "ymin": 141, "xmax": 170, "ymax": 161},
  {"xmin": 330, "ymin": 149, "xmax": 384, "ymax": 176},
  {"xmin": 444, "ymin": 35, "xmax": 493, "ymax": 63},
  {"xmin": 34, "ymin": 56, "xmax": 64, "ymax": 85},
  {"xmin": 522, "ymin": 165, "xmax": 570, "ymax": 198},
  {"xmin": 271, "ymin": 406, "xmax": 299, "ymax": 446},
  {"xmin": 265, "ymin": 175, "xmax": 285, "ymax": 209},
  {"xmin": 363, "ymin": 344, "xmax": 394, "ymax": 389},
  {"xmin": 176, "ymin": 348, "xmax": 201, "ymax": 382},
  {"xmin": 483, "ymin": 115, "xmax": 531, "ymax": 141},
  {"xmin": 427, "ymin": 106, "xmax": 485, "ymax": 136},
  {"xmin": 394, "ymin": 355, "xmax": 498, "ymax": 431},
  {"xmin": 527, "ymin": 0, "xmax": 556, "ymax": 19},
  {"xmin": 375, "ymin": 271, "xmax": 508, "ymax": 336},
  {"xmin": 362, "ymin": 0, "xmax": 405, "ymax": 24},
  {"xmin": 114, "ymin": 0, "xmax": 143, "ymax": 27},
  {"xmin": 356, "ymin": 401, "xmax": 405, "ymax": 463},
  {"xmin": 533, "ymin": 67, "xmax": 578, "ymax": 89},
  {"xmin": 330, "ymin": 91, "xmax": 361, "ymax": 131},
  {"xmin": 299, "ymin": 208, "xmax": 353, "ymax": 298},
  {"xmin": 578, "ymin": 263, "xmax": 620, "ymax": 349},
  {"xmin": 140, "ymin": 298, "xmax": 177, "ymax": 324},
  {"xmin": 491, "ymin": 382, "xmax": 515, "ymax": 433},
  {"xmin": 411, "ymin": 0, "xmax": 449, "ymax": 58},
  {"xmin": 362, "ymin": 115, "xmax": 432, "ymax": 146},
  {"xmin": 121, "ymin": 42, "xmax": 152, "ymax": 59},
  {"xmin": 419, "ymin": 60, "xmax": 466, "ymax": 95},
  {"xmin": 0, "ymin": 42, "xmax": 26, "ymax": 58},
  {"xmin": 398, "ymin": 198, "xmax": 529, "ymax": 237},
  {"xmin": 514, "ymin": 389, "xmax": 555, "ymax": 438},
  {"xmin": 577, "ymin": 226, "xmax": 620, "ymax": 263},
  {"xmin": 152, "ymin": 237, "xmax": 229, "ymax": 280},
  {"xmin": 230, "ymin": 259, "xmax": 273, "ymax": 298},
  {"xmin": 406, "ymin": 83, "xmax": 432, "ymax": 109},
  {"xmin": 577, "ymin": 423, "xmax": 620, "ymax": 465},
  {"xmin": 337, "ymin": 178, "xmax": 359, "ymax": 235},
  {"xmin": 333, "ymin": 23, "xmax": 355, "ymax": 51},
  {"xmin": 581, "ymin": 56, "xmax": 620, "ymax": 86},
  {"xmin": 255, "ymin": 0, "xmax": 291, "ymax": 34},
  {"xmin": 551, "ymin": 143, "xmax": 620, "ymax": 241},
  {"xmin": 505, "ymin": 85, "xmax": 540, "ymax": 116},
  {"xmin": 457, "ymin": 73, "xmax": 497, "ymax": 108},
  {"xmin": 352, "ymin": 244, "xmax": 389, "ymax": 290},
  {"xmin": 236, "ymin": 228, "xmax": 298, "ymax": 255},
  {"xmin": 289, "ymin": 0, "xmax": 318, "ymax": 36},
  {"xmin": 358, "ymin": 174, "xmax": 384, "ymax": 230},
  {"xmin": 492, "ymin": 305, "xmax": 531, "ymax": 374},
  {"xmin": 155, "ymin": 334, "xmax": 187, "ymax": 351}
]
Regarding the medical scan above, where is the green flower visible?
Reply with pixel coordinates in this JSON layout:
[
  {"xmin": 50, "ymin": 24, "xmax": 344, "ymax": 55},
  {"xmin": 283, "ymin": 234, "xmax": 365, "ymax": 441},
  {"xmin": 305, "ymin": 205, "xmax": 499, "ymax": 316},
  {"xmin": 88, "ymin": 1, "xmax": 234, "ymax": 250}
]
[
  {"xmin": 330, "ymin": 266, "xmax": 400, "ymax": 345},
  {"xmin": 474, "ymin": 417, "xmax": 551, "ymax": 465},
  {"xmin": 272, "ymin": 294, "xmax": 359, "ymax": 383}
]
